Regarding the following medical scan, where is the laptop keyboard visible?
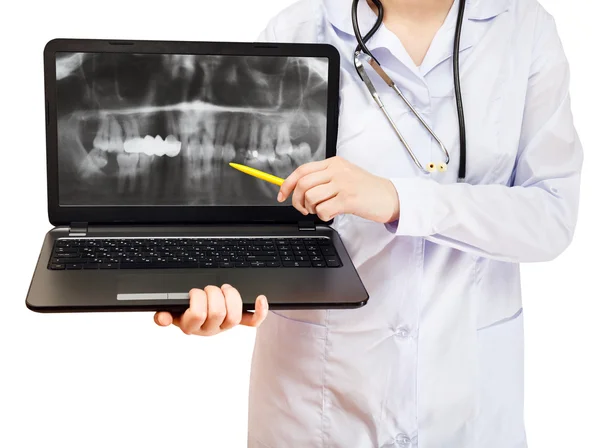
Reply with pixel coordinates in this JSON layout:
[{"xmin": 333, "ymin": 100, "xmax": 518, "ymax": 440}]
[{"xmin": 47, "ymin": 237, "xmax": 342, "ymax": 270}]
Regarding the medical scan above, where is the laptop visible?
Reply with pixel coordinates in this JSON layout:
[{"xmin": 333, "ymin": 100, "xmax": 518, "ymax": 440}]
[{"xmin": 25, "ymin": 38, "xmax": 369, "ymax": 314}]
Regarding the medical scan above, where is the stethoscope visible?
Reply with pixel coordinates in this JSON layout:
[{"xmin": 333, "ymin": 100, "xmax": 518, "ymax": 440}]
[{"xmin": 351, "ymin": 0, "xmax": 468, "ymax": 181}]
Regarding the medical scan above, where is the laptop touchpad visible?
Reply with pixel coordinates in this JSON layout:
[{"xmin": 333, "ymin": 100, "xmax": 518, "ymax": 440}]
[{"xmin": 116, "ymin": 272, "xmax": 221, "ymax": 300}]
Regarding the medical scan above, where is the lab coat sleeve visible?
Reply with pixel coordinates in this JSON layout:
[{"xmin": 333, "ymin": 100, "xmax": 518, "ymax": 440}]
[
  {"xmin": 256, "ymin": 20, "xmax": 277, "ymax": 42},
  {"xmin": 386, "ymin": 13, "xmax": 583, "ymax": 263}
]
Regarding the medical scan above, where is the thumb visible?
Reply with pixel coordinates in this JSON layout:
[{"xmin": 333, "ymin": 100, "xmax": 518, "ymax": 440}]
[{"xmin": 240, "ymin": 295, "xmax": 269, "ymax": 327}]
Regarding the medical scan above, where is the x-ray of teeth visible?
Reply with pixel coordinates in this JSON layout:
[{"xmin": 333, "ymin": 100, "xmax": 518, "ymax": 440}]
[{"xmin": 55, "ymin": 52, "xmax": 329, "ymax": 206}]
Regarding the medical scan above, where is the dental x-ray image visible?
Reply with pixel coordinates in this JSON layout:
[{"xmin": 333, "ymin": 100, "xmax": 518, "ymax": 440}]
[{"xmin": 55, "ymin": 52, "xmax": 329, "ymax": 206}]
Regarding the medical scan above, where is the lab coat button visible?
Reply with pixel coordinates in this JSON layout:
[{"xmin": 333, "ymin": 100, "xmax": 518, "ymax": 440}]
[
  {"xmin": 397, "ymin": 434, "xmax": 412, "ymax": 447},
  {"xmin": 395, "ymin": 327, "xmax": 411, "ymax": 339}
]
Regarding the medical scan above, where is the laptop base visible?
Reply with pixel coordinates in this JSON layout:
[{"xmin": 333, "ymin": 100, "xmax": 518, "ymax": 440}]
[{"xmin": 26, "ymin": 224, "xmax": 369, "ymax": 313}]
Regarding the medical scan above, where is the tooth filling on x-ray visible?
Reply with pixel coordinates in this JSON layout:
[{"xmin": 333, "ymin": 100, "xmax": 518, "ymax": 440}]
[{"xmin": 55, "ymin": 52, "xmax": 328, "ymax": 206}]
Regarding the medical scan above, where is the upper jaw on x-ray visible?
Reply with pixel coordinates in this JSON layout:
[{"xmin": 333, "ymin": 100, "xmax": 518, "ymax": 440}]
[{"xmin": 55, "ymin": 52, "xmax": 329, "ymax": 206}]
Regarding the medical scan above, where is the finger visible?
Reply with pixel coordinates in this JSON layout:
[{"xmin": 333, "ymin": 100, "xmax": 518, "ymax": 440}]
[
  {"xmin": 220, "ymin": 284, "xmax": 243, "ymax": 331},
  {"xmin": 315, "ymin": 197, "xmax": 343, "ymax": 222},
  {"xmin": 303, "ymin": 182, "xmax": 338, "ymax": 215},
  {"xmin": 291, "ymin": 170, "xmax": 332, "ymax": 215},
  {"xmin": 278, "ymin": 159, "xmax": 330, "ymax": 202},
  {"xmin": 179, "ymin": 288, "xmax": 208, "ymax": 335},
  {"xmin": 241, "ymin": 295, "xmax": 269, "ymax": 327},
  {"xmin": 154, "ymin": 311, "xmax": 173, "ymax": 327},
  {"xmin": 201, "ymin": 285, "xmax": 228, "ymax": 333}
]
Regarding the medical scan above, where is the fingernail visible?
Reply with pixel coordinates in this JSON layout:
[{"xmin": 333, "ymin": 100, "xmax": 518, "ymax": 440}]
[
  {"xmin": 221, "ymin": 283, "xmax": 232, "ymax": 289},
  {"xmin": 260, "ymin": 296, "xmax": 268, "ymax": 308},
  {"xmin": 277, "ymin": 192, "xmax": 283, "ymax": 202}
]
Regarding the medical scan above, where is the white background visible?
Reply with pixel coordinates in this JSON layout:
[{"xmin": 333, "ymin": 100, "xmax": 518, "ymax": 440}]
[{"xmin": 0, "ymin": 1, "xmax": 598, "ymax": 447}]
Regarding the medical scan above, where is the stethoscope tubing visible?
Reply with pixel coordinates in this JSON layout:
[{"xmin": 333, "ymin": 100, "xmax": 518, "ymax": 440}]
[{"xmin": 351, "ymin": 0, "xmax": 467, "ymax": 180}]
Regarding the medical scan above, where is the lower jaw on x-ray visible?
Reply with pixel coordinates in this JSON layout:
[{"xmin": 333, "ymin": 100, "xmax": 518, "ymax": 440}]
[{"xmin": 55, "ymin": 52, "xmax": 329, "ymax": 206}]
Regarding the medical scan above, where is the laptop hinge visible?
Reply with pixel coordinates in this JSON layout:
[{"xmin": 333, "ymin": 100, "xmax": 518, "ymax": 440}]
[
  {"xmin": 298, "ymin": 220, "xmax": 316, "ymax": 231},
  {"xmin": 69, "ymin": 222, "xmax": 88, "ymax": 237}
]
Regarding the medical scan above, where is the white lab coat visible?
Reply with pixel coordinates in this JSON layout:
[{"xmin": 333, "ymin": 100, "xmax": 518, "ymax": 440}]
[{"xmin": 248, "ymin": 0, "xmax": 583, "ymax": 447}]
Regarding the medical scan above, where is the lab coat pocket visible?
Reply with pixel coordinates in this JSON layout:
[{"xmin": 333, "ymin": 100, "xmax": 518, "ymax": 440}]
[
  {"xmin": 248, "ymin": 310, "xmax": 328, "ymax": 448},
  {"xmin": 475, "ymin": 309, "xmax": 527, "ymax": 448}
]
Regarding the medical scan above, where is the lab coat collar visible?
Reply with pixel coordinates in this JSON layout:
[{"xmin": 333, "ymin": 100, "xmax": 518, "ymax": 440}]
[
  {"xmin": 323, "ymin": 0, "xmax": 511, "ymax": 36},
  {"xmin": 323, "ymin": 0, "xmax": 511, "ymax": 76}
]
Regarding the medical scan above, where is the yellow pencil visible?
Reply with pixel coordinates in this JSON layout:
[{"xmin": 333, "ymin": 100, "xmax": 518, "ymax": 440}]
[{"xmin": 228, "ymin": 162, "xmax": 285, "ymax": 187}]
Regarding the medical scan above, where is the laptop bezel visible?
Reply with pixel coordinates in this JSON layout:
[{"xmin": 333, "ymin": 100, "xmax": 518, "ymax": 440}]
[{"xmin": 44, "ymin": 38, "xmax": 340, "ymax": 227}]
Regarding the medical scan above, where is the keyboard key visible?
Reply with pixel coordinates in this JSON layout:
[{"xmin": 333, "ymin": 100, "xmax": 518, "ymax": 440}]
[
  {"xmin": 235, "ymin": 262, "xmax": 250, "ymax": 267},
  {"xmin": 325, "ymin": 258, "xmax": 341, "ymax": 267},
  {"xmin": 83, "ymin": 264, "xmax": 99, "ymax": 269},
  {"xmin": 250, "ymin": 261, "xmax": 266, "ymax": 267},
  {"xmin": 51, "ymin": 257, "xmax": 81, "ymax": 264},
  {"xmin": 172, "ymin": 262, "xmax": 199, "ymax": 269},
  {"xmin": 66, "ymin": 263, "xmax": 84, "ymax": 270},
  {"xmin": 199, "ymin": 262, "xmax": 217, "ymax": 268},
  {"xmin": 120, "ymin": 263, "xmax": 146, "ymax": 269},
  {"xmin": 246, "ymin": 256, "xmax": 277, "ymax": 261},
  {"xmin": 219, "ymin": 262, "xmax": 234, "ymax": 268},
  {"xmin": 312, "ymin": 261, "xmax": 326, "ymax": 267},
  {"xmin": 283, "ymin": 261, "xmax": 311, "ymax": 267},
  {"xmin": 321, "ymin": 247, "xmax": 336, "ymax": 256},
  {"xmin": 52, "ymin": 252, "xmax": 79, "ymax": 258},
  {"xmin": 49, "ymin": 263, "xmax": 65, "ymax": 270},
  {"xmin": 99, "ymin": 263, "xmax": 119, "ymax": 269},
  {"xmin": 56, "ymin": 240, "xmax": 75, "ymax": 247},
  {"xmin": 267, "ymin": 261, "xmax": 281, "ymax": 267},
  {"xmin": 56, "ymin": 247, "xmax": 79, "ymax": 254}
]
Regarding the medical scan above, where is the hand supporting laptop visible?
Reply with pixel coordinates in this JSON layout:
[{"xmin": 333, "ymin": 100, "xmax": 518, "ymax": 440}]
[{"xmin": 154, "ymin": 284, "xmax": 269, "ymax": 335}]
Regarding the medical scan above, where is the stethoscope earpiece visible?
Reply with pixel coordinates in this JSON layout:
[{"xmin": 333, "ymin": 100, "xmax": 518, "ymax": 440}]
[{"xmin": 425, "ymin": 162, "xmax": 448, "ymax": 173}]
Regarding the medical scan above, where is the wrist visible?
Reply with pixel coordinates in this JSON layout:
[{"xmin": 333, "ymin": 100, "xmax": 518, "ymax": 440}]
[{"xmin": 384, "ymin": 179, "xmax": 400, "ymax": 223}]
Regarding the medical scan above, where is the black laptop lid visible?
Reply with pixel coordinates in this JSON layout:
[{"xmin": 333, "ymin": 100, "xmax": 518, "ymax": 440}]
[{"xmin": 44, "ymin": 39, "xmax": 340, "ymax": 226}]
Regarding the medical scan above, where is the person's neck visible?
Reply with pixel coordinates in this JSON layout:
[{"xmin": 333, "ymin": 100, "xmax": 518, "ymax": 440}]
[{"xmin": 373, "ymin": 0, "xmax": 455, "ymax": 22}]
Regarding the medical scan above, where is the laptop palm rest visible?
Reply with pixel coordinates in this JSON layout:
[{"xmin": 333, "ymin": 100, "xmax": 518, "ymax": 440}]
[{"xmin": 117, "ymin": 272, "xmax": 221, "ymax": 300}]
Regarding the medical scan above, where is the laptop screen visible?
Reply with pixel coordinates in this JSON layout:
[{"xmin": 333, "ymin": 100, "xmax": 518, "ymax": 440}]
[{"xmin": 55, "ymin": 52, "xmax": 329, "ymax": 207}]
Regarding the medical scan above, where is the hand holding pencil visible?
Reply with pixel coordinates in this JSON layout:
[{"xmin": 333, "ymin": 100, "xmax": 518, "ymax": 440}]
[{"xmin": 228, "ymin": 158, "xmax": 401, "ymax": 224}]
